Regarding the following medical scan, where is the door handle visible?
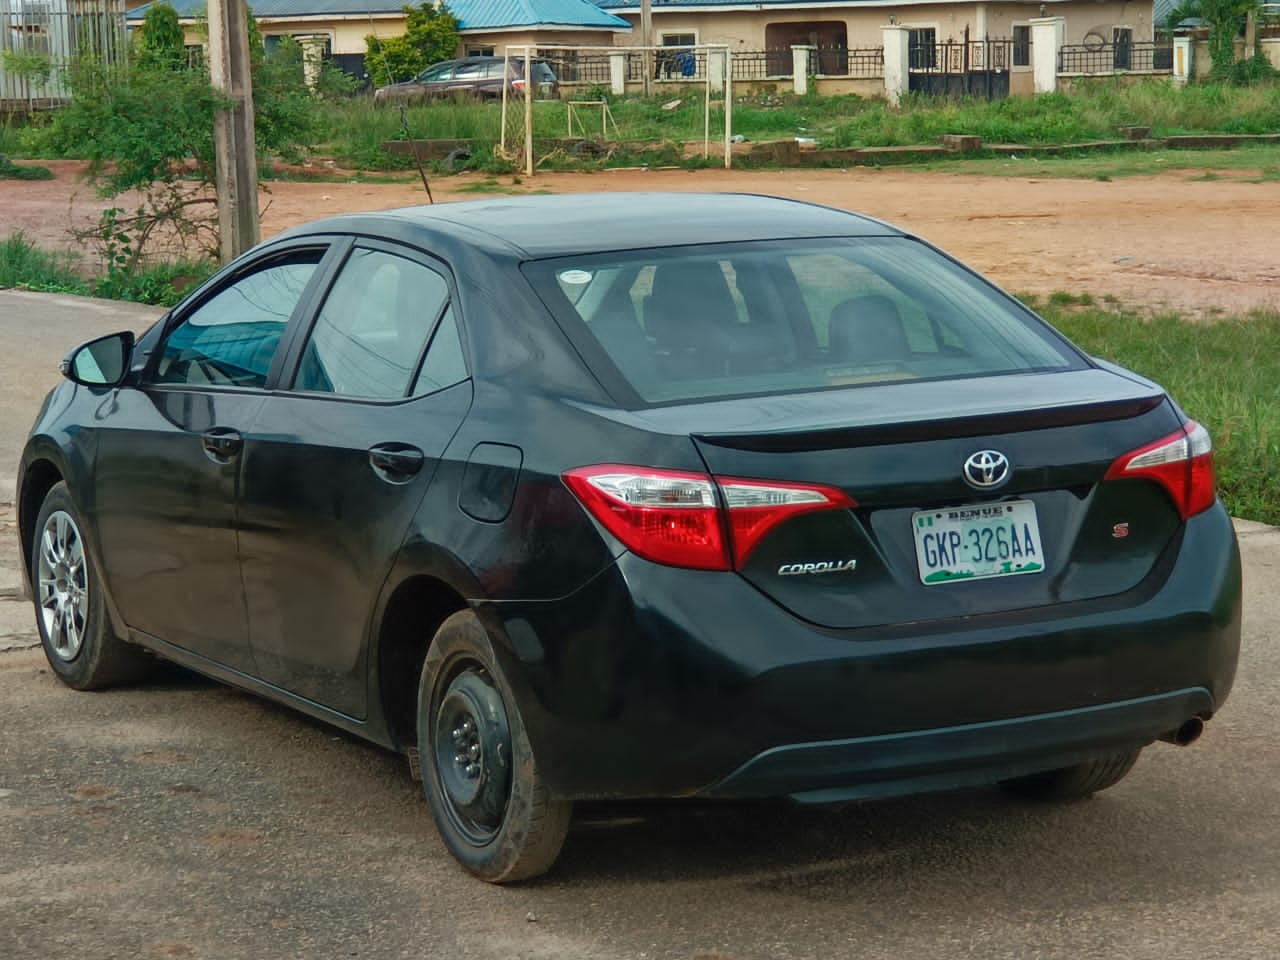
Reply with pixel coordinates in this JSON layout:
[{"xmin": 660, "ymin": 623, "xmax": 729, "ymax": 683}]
[
  {"xmin": 201, "ymin": 427, "xmax": 243, "ymax": 464},
  {"xmin": 368, "ymin": 443, "xmax": 425, "ymax": 483}
]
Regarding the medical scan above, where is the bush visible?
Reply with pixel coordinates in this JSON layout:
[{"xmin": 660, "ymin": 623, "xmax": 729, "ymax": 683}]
[{"xmin": 0, "ymin": 155, "xmax": 52, "ymax": 179}]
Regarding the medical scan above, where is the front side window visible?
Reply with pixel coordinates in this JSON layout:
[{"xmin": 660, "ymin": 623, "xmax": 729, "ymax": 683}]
[
  {"xmin": 524, "ymin": 238, "xmax": 1084, "ymax": 405},
  {"xmin": 418, "ymin": 62, "xmax": 454, "ymax": 83},
  {"xmin": 154, "ymin": 253, "xmax": 321, "ymax": 388},
  {"xmin": 294, "ymin": 247, "xmax": 451, "ymax": 400}
]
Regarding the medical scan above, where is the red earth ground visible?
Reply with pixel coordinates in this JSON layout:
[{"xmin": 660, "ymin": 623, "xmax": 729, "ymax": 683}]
[{"xmin": 4, "ymin": 159, "xmax": 1278, "ymax": 316}]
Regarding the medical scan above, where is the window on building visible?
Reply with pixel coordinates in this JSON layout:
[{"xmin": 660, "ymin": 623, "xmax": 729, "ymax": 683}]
[
  {"xmin": 660, "ymin": 33, "xmax": 696, "ymax": 47},
  {"xmin": 1113, "ymin": 28, "xmax": 1133, "ymax": 70},
  {"xmin": 908, "ymin": 28, "xmax": 937, "ymax": 70},
  {"xmin": 1013, "ymin": 25, "xmax": 1030, "ymax": 67},
  {"xmin": 465, "ymin": 45, "xmax": 495, "ymax": 57}
]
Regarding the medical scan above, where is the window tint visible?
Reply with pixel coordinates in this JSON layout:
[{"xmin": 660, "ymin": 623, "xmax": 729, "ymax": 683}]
[
  {"xmin": 154, "ymin": 253, "xmax": 320, "ymax": 388},
  {"xmin": 419, "ymin": 62, "xmax": 454, "ymax": 82},
  {"xmin": 413, "ymin": 306, "xmax": 468, "ymax": 396},
  {"xmin": 523, "ymin": 238, "xmax": 1083, "ymax": 405},
  {"xmin": 294, "ymin": 248, "xmax": 450, "ymax": 400}
]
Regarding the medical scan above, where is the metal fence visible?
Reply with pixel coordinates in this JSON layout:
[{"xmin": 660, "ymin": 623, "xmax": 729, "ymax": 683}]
[
  {"xmin": 909, "ymin": 39, "xmax": 1014, "ymax": 74},
  {"xmin": 1058, "ymin": 41, "xmax": 1174, "ymax": 74},
  {"xmin": 1, "ymin": 0, "xmax": 127, "ymax": 109},
  {"xmin": 548, "ymin": 46, "xmax": 884, "ymax": 86}
]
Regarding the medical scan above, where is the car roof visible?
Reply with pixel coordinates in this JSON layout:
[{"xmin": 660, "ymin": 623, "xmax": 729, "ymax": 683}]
[{"xmin": 286, "ymin": 193, "xmax": 903, "ymax": 259}]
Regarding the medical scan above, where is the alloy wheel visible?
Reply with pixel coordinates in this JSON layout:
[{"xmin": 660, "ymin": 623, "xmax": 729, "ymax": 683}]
[{"xmin": 37, "ymin": 509, "xmax": 89, "ymax": 662}]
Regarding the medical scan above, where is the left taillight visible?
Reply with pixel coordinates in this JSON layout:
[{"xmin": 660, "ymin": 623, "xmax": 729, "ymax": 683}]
[
  {"xmin": 562, "ymin": 465, "xmax": 854, "ymax": 571},
  {"xmin": 1104, "ymin": 420, "xmax": 1215, "ymax": 520}
]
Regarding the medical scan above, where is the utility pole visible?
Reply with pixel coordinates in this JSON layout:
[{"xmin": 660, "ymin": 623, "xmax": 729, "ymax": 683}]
[
  {"xmin": 207, "ymin": 0, "xmax": 259, "ymax": 263},
  {"xmin": 641, "ymin": 0, "xmax": 653, "ymax": 98}
]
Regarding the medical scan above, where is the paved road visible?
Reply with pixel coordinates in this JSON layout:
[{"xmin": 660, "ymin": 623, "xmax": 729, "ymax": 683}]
[{"xmin": 1, "ymin": 292, "xmax": 1278, "ymax": 960}]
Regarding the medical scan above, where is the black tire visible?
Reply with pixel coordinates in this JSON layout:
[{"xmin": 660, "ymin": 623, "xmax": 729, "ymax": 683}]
[
  {"xmin": 30, "ymin": 482, "xmax": 151, "ymax": 690},
  {"xmin": 418, "ymin": 610, "xmax": 572, "ymax": 882},
  {"xmin": 1002, "ymin": 748, "xmax": 1142, "ymax": 802}
]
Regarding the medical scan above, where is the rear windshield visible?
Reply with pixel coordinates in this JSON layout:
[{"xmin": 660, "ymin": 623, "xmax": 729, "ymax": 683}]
[{"xmin": 523, "ymin": 237, "xmax": 1085, "ymax": 405}]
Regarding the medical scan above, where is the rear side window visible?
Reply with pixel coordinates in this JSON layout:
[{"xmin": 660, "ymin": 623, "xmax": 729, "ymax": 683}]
[
  {"xmin": 523, "ymin": 238, "xmax": 1083, "ymax": 405},
  {"xmin": 294, "ymin": 247, "xmax": 451, "ymax": 400}
]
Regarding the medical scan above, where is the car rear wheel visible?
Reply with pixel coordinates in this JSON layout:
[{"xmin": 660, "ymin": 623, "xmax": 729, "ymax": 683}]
[
  {"xmin": 1002, "ymin": 748, "xmax": 1142, "ymax": 802},
  {"xmin": 31, "ymin": 482, "xmax": 151, "ymax": 690},
  {"xmin": 418, "ymin": 610, "xmax": 572, "ymax": 882}
]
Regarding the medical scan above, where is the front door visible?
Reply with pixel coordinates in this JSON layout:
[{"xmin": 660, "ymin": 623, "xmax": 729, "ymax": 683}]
[{"xmin": 92, "ymin": 247, "xmax": 329, "ymax": 669}]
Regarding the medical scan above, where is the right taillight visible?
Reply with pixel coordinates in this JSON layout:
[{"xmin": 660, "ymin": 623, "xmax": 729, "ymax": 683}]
[
  {"xmin": 1105, "ymin": 420, "xmax": 1215, "ymax": 520},
  {"xmin": 562, "ymin": 465, "xmax": 855, "ymax": 571}
]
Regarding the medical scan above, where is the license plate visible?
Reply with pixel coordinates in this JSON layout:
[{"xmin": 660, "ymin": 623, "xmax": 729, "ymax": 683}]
[{"xmin": 912, "ymin": 500, "xmax": 1045, "ymax": 585}]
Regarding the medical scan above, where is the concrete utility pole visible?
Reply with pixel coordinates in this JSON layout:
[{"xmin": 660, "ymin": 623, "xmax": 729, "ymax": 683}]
[
  {"xmin": 208, "ymin": 0, "xmax": 260, "ymax": 263},
  {"xmin": 641, "ymin": 0, "xmax": 653, "ymax": 97}
]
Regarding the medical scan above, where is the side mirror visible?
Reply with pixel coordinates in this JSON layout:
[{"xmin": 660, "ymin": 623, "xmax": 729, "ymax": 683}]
[{"xmin": 60, "ymin": 331, "xmax": 136, "ymax": 387}]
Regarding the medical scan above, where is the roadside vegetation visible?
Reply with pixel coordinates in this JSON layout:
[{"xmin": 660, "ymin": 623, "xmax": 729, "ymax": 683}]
[
  {"xmin": 6, "ymin": 78, "xmax": 1280, "ymax": 176},
  {"xmin": 0, "ymin": 232, "xmax": 213, "ymax": 305}
]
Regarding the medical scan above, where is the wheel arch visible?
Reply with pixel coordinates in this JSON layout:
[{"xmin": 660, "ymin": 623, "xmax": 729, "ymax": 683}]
[
  {"xmin": 18, "ymin": 455, "xmax": 66, "ymax": 587},
  {"xmin": 373, "ymin": 573, "xmax": 470, "ymax": 753}
]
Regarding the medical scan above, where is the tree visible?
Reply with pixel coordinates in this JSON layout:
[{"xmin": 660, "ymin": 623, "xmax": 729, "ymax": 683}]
[
  {"xmin": 135, "ymin": 2, "xmax": 188, "ymax": 72},
  {"xmin": 47, "ymin": 8, "xmax": 322, "ymax": 276},
  {"xmin": 365, "ymin": 1, "xmax": 460, "ymax": 88}
]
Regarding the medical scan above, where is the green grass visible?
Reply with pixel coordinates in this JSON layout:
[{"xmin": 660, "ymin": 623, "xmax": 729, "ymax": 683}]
[
  {"xmin": 0, "ymin": 232, "xmax": 88, "ymax": 295},
  {"xmin": 910, "ymin": 144, "xmax": 1280, "ymax": 179},
  {"xmin": 1036, "ymin": 299, "xmax": 1280, "ymax": 525}
]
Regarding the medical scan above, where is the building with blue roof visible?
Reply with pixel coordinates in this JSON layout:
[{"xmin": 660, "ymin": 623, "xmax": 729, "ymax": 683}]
[
  {"xmin": 589, "ymin": 0, "xmax": 1160, "ymax": 96},
  {"xmin": 126, "ymin": 0, "xmax": 630, "ymax": 80}
]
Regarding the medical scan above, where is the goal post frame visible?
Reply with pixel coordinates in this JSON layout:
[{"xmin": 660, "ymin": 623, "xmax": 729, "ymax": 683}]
[{"xmin": 501, "ymin": 43, "xmax": 733, "ymax": 176}]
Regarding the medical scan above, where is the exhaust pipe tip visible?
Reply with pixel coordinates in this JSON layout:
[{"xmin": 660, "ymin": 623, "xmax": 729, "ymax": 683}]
[{"xmin": 1159, "ymin": 716, "xmax": 1205, "ymax": 747}]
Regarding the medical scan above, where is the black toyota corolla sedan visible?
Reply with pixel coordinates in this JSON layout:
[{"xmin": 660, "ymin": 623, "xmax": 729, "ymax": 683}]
[{"xmin": 19, "ymin": 193, "xmax": 1241, "ymax": 882}]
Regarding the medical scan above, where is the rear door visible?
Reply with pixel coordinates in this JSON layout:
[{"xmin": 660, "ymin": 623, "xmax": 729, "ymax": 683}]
[{"xmin": 236, "ymin": 240, "xmax": 472, "ymax": 717}]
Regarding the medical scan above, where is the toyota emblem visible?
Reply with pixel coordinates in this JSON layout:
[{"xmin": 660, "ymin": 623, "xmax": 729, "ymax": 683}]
[{"xmin": 963, "ymin": 450, "xmax": 1011, "ymax": 489}]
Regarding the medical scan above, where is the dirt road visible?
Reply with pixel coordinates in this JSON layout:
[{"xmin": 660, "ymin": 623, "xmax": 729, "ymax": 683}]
[{"xmin": 6, "ymin": 161, "xmax": 1279, "ymax": 316}]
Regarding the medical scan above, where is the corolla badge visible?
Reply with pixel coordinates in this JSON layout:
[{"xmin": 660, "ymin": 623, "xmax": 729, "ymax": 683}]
[
  {"xmin": 777, "ymin": 559, "xmax": 858, "ymax": 576},
  {"xmin": 963, "ymin": 450, "xmax": 1011, "ymax": 489}
]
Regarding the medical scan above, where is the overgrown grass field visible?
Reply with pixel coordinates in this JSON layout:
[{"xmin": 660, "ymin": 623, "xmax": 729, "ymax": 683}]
[{"xmin": 288, "ymin": 79, "xmax": 1280, "ymax": 171}]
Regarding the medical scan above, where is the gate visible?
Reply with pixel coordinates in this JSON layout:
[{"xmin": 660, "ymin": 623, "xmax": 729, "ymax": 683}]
[{"xmin": 908, "ymin": 34, "xmax": 1013, "ymax": 100}]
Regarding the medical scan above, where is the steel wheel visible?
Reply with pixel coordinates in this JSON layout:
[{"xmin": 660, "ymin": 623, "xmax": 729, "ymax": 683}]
[
  {"xmin": 36, "ymin": 508, "xmax": 90, "ymax": 662},
  {"xmin": 418, "ymin": 611, "xmax": 572, "ymax": 882},
  {"xmin": 432, "ymin": 666, "xmax": 513, "ymax": 845}
]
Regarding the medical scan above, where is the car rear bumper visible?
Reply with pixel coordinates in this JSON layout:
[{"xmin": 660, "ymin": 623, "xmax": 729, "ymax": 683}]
[
  {"xmin": 484, "ymin": 502, "xmax": 1241, "ymax": 800},
  {"xmin": 704, "ymin": 687, "xmax": 1213, "ymax": 802}
]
